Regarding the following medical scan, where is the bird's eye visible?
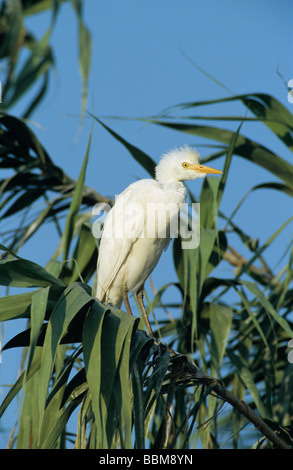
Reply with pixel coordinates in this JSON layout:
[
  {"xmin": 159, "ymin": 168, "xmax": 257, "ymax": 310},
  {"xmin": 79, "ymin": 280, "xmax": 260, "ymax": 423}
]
[{"xmin": 182, "ymin": 162, "xmax": 189, "ymax": 168}]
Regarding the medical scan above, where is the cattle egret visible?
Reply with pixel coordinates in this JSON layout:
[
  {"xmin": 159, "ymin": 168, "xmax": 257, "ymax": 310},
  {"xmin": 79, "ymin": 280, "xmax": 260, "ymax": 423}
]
[{"xmin": 96, "ymin": 146, "xmax": 222, "ymax": 336}]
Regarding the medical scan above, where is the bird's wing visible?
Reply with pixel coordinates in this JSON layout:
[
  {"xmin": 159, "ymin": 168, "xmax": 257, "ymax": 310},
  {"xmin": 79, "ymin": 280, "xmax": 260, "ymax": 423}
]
[{"xmin": 96, "ymin": 183, "xmax": 147, "ymax": 300}]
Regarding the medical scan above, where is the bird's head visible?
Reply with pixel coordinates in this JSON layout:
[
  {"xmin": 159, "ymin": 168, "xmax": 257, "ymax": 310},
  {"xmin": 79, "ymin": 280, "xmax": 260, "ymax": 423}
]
[{"xmin": 155, "ymin": 146, "xmax": 222, "ymax": 184}]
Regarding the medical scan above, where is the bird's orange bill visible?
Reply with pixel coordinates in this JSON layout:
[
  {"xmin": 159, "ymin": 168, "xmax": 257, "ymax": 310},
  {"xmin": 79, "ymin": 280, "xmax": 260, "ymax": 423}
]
[{"xmin": 189, "ymin": 163, "xmax": 223, "ymax": 174}]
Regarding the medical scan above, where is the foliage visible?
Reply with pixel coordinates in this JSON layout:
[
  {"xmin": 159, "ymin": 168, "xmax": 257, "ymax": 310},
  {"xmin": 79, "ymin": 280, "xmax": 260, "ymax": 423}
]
[
  {"xmin": 1, "ymin": 1, "xmax": 293, "ymax": 449},
  {"xmin": 0, "ymin": 0, "xmax": 91, "ymax": 117}
]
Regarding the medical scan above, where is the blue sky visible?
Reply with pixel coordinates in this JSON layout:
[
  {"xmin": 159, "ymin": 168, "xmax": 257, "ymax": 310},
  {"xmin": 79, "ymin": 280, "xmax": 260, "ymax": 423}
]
[{"xmin": 1, "ymin": 0, "xmax": 293, "ymax": 447}]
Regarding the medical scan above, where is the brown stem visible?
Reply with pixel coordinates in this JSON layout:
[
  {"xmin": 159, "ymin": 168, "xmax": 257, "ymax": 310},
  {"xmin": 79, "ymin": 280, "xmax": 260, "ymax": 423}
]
[{"xmin": 181, "ymin": 360, "xmax": 291, "ymax": 450}]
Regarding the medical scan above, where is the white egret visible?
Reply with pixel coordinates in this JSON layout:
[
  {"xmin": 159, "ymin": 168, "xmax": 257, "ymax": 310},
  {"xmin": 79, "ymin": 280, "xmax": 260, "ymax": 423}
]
[{"xmin": 96, "ymin": 146, "xmax": 222, "ymax": 336}]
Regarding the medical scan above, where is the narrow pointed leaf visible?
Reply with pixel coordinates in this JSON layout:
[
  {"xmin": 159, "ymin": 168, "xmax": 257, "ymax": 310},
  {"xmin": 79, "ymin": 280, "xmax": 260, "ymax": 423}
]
[
  {"xmin": 242, "ymin": 281, "xmax": 293, "ymax": 338},
  {"xmin": 0, "ymin": 257, "xmax": 66, "ymax": 288},
  {"xmin": 63, "ymin": 126, "xmax": 92, "ymax": 261},
  {"xmin": 91, "ymin": 116, "xmax": 156, "ymax": 177}
]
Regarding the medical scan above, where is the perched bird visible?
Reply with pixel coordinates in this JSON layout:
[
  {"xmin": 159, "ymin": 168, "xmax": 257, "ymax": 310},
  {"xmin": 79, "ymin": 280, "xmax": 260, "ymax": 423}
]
[{"xmin": 96, "ymin": 146, "xmax": 222, "ymax": 336}]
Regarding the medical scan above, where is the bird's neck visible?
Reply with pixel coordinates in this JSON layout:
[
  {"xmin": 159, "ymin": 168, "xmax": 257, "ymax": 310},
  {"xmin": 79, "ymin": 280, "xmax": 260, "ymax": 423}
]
[{"xmin": 160, "ymin": 180, "xmax": 187, "ymax": 203}]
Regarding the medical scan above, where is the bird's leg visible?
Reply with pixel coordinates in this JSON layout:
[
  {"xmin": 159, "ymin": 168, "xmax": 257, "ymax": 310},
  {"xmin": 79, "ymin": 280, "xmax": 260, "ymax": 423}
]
[
  {"xmin": 136, "ymin": 285, "xmax": 154, "ymax": 337},
  {"xmin": 122, "ymin": 281, "xmax": 133, "ymax": 316}
]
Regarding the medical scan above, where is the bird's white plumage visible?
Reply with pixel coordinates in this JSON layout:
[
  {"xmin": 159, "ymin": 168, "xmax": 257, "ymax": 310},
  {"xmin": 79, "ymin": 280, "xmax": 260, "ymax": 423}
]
[
  {"xmin": 96, "ymin": 178, "xmax": 183, "ymax": 306},
  {"xmin": 96, "ymin": 145, "xmax": 222, "ymax": 312},
  {"xmin": 155, "ymin": 145, "xmax": 200, "ymax": 184}
]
